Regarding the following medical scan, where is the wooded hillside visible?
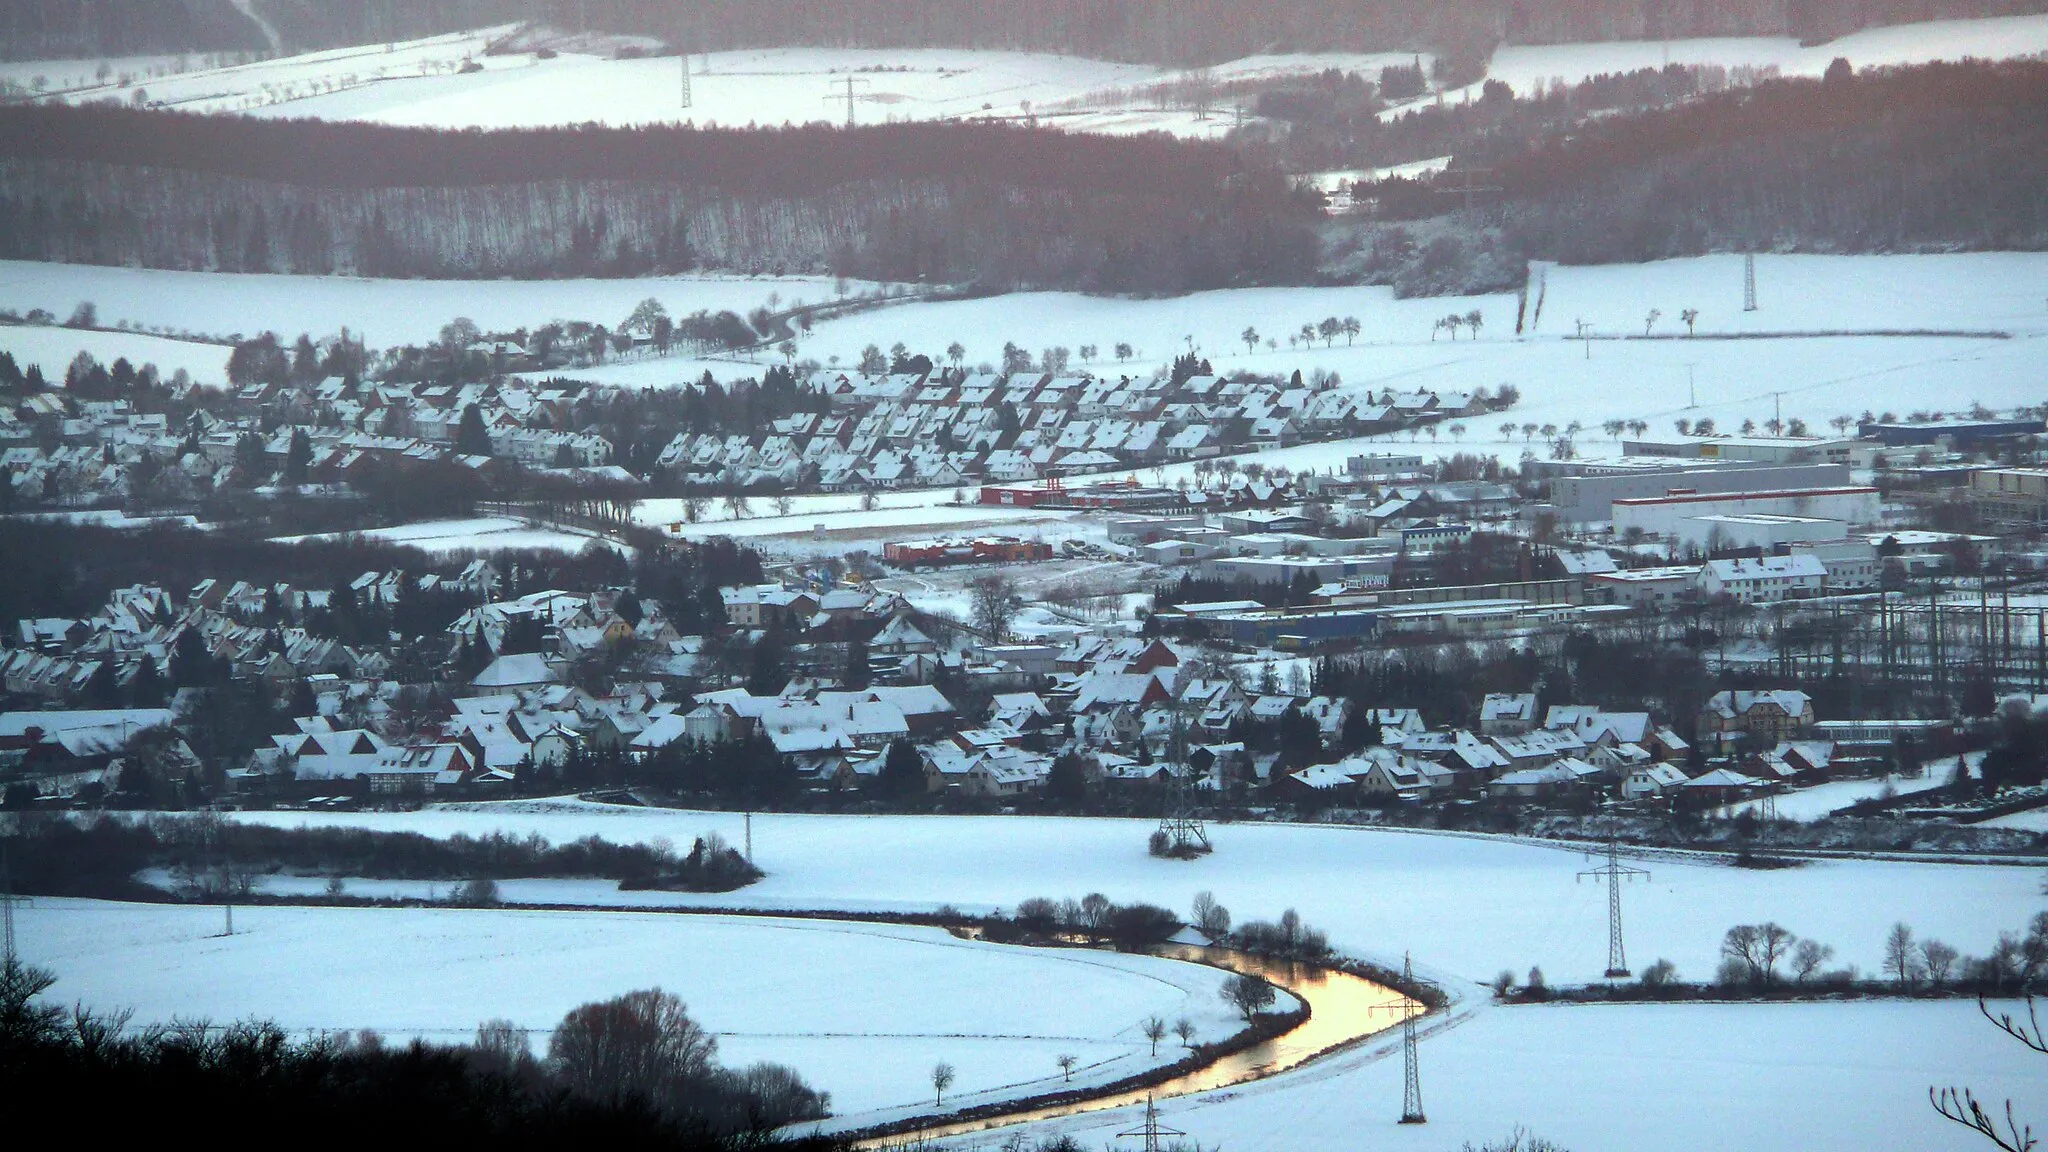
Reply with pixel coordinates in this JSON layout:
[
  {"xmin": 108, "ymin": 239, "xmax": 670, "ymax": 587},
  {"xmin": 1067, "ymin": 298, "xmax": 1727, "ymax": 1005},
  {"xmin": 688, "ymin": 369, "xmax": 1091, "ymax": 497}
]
[{"xmin": 0, "ymin": 109, "xmax": 1319, "ymax": 290}]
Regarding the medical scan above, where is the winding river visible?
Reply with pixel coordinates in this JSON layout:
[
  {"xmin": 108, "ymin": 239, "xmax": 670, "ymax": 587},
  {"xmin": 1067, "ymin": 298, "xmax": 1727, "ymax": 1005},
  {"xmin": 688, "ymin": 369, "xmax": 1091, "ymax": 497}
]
[{"xmin": 852, "ymin": 943, "xmax": 1420, "ymax": 1147}]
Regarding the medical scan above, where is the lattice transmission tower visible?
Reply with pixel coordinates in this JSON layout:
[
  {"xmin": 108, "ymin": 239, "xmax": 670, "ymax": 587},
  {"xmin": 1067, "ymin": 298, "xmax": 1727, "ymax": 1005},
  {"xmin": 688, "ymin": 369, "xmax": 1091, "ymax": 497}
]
[
  {"xmin": 1398, "ymin": 953, "xmax": 1432, "ymax": 1124},
  {"xmin": 1117, "ymin": 1096, "xmax": 1187, "ymax": 1152},
  {"xmin": 1578, "ymin": 838, "xmax": 1651, "ymax": 977}
]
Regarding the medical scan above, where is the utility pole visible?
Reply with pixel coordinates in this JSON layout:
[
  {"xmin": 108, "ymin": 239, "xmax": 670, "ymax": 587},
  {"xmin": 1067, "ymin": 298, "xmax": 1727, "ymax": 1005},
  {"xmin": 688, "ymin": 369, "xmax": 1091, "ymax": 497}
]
[
  {"xmin": 1574, "ymin": 319, "xmax": 1592, "ymax": 360},
  {"xmin": 744, "ymin": 809, "xmax": 753, "ymax": 863},
  {"xmin": 1578, "ymin": 838, "xmax": 1649, "ymax": 977},
  {"xmin": 1117, "ymin": 1096, "xmax": 1186, "ymax": 1152}
]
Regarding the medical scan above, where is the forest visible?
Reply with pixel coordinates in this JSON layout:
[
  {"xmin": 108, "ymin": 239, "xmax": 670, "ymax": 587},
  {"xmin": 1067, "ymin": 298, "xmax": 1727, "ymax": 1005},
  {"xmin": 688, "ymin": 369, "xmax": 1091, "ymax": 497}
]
[
  {"xmin": 1484, "ymin": 58, "xmax": 2048, "ymax": 260},
  {"xmin": 5, "ymin": 0, "xmax": 2047, "ymax": 64},
  {"xmin": 0, "ymin": 110, "xmax": 1318, "ymax": 290}
]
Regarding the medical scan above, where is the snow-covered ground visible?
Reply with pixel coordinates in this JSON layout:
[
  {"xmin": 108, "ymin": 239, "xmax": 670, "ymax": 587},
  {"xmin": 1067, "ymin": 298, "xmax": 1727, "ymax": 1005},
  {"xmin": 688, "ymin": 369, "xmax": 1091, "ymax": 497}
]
[
  {"xmin": 1980, "ymin": 806, "xmax": 2048, "ymax": 832},
  {"xmin": 27, "ymin": 33, "xmax": 1420, "ymax": 138},
  {"xmin": 1414, "ymin": 13, "xmax": 2048, "ymax": 109},
  {"xmin": 0, "ymin": 260, "xmax": 887, "ymax": 350},
  {"xmin": 13, "ymin": 898, "xmax": 1250, "ymax": 1121},
  {"xmin": 989, "ymin": 998, "xmax": 2044, "ymax": 1152},
  {"xmin": 0, "ymin": 324, "xmax": 233, "ymax": 385},
  {"xmin": 778, "ymin": 252, "xmax": 2048, "ymax": 442},
  {"xmin": 214, "ymin": 803, "xmax": 2043, "ymax": 990},
  {"xmin": 1717, "ymin": 764, "xmax": 1959, "ymax": 823},
  {"xmin": 272, "ymin": 516, "xmax": 626, "ymax": 557}
]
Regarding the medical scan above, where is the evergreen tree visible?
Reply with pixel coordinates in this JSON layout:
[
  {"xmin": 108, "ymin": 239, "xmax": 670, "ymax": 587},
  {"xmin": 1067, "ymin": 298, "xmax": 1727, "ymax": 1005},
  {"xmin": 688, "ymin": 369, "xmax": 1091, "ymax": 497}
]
[
  {"xmin": 842, "ymin": 637, "xmax": 871, "ymax": 691},
  {"xmin": 129, "ymin": 653, "xmax": 164, "ymax": 707},
  {"xmin": 82, "ymin": 660, "xmax": 121, "ymax": 708},
  {"xmin": 284, "ymin": 428, "xmax": 311, "ymax": 485},
  {"xmin": 454, "ymin": 402, "xmax": 492, "ymax": 456},
  {"xmin": 878, "ymin": 739, "xmax": 925, "ymax": 800},
  {"xmin": 1046, "ymin": 752, "xmax": 1089, "ymax": 805}
]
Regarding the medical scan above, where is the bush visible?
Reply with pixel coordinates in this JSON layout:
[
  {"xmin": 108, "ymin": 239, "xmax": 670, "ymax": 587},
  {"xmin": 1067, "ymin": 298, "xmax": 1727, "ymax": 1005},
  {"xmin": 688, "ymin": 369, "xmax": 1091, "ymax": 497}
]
[{"xmin": 453, "ymin": 875, "xmax": 500, "ymax": 907}]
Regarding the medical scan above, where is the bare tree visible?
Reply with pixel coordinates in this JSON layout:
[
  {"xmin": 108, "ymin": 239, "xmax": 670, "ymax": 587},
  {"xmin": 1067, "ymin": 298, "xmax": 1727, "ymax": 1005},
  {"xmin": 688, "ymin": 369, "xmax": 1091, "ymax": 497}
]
[
  {"xmin": 931, "ymin": 1062, "xmax": 955, "ymax": 1106},
  {"xmin": 1792, "ymin": 938, "xmax": 1834, "ymax": 983},
  {"xmin": 1923, "ymin": 939, "xmax": 1961, "ymax": 987},
  {"xmin": 1681, "ymin": 307, "xmax": 1699, "ymax": 335},
  {"xmin": 969, "ymin": 573, "xmax": 1019, "ymax": 641},
  {"xmin": 1886, "ymin": 922, "xmax": 1921, "ymax": 988},
  {"xmin": 1173, "ymin": 1018, "xmax": 1196, "ymax": 1048},
  {"xmin": 1142, "ymin": 1015, "xmax": 1167, "ymax": 1056},
  {"xmin": 1721, "ymin": 923, "xmax": 1796, "ymax": 986},
  {"xmin": 1191, "ymin": 890, "xmax": 1231, "ymax": 939},
  {"xmin": 773, "ymin": 494, "xmax": 794, "ymax": 517},
  {"xmin": 1643, "ymin": 308, "xmax": 1662, "ymax": 337},
  {"xmin": 1056, "ymin": 1053, "xmax": 1078, "ymax": 1081},
  {"xmin": 547, "ymin": 989, "xmax": 718, "ymax": 1112},
  {"xmin": 1221, "ymin": 973, "xmax": 1276, "ymax": 1022}
]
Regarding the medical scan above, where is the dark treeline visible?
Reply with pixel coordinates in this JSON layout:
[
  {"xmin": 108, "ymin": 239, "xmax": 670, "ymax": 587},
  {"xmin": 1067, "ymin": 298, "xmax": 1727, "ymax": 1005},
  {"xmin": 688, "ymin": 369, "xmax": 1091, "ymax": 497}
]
[
  {"xmin": 0, "ymin": 110, "xmax": 1316, "ymax": 289},
  {"xmin": 2, "ymin": 957, "xmax": 837, "ymax": 1146},
  {"xmin": 0, "ymin": 817, "xmax": 759, "ymax": 899},
  {"xmin": 1485, "ymin": 59, "xmax": 2048, "ymax": 260},
  {"xmin": 6, "ymin": 0, "xmax": 2045, "ymax": 64}
]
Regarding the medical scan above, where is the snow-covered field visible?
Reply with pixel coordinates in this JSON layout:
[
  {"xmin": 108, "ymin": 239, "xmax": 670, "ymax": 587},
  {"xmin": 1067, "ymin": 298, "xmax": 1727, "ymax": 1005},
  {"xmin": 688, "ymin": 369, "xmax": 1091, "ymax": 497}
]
[
  {"xmin": 273, "ymin": 516, "xmax": 626, "ymax": 557},
  {"xmin": 996, "ymin": 998, "xmax": 2044, "ymax": 1152},
  {"xmin": 1718, "ymin": 765, "xmax": 1958, "ymax": 823},
  {"xmin": 0, "ymin": 324, "xmax": 232, "ymax": 385},
  {"xmin": 215, "ymin": 803, "xmax": 2043, "ymax": 990},
  {"xmin": 781, "ymin": 252, "xmax": 2048, "ymax": 441},
  {"xmin": 12, "ymin": 899, "xmax": 1247, "ymax": 1121},
  {"xmin": 0, "ymin": 260, "xmax": 885, "ymax": 350},
  {"xmin": 118, "ymin": 803, "xmax": 2041, "ymax": 1150},
  {"xmin": 1474, "ymin": 14, "xmax": 2048, "ymax": 99},
  {"xmin": 28, "ymin": 32, "xmax": 1419, "ymax": 138}
]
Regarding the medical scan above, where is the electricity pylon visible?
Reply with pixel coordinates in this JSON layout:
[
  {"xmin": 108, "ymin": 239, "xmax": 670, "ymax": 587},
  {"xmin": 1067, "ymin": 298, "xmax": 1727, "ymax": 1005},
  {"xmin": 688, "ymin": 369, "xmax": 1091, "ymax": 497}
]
[
  {"xmin": 1398, "ymin": 953, "xmax": 1431, "ymax": 1124},
  {"xmin": 824, "ymin": 76, "xmax": 871, "ymax": 127},
  {"xmin": 1117, "ymin": 1096, "xmax": 1186, "ymax": 1152},
  {"xmin": 1578, "ymin": 838, "xmax": 1650, "ymax": 978}
]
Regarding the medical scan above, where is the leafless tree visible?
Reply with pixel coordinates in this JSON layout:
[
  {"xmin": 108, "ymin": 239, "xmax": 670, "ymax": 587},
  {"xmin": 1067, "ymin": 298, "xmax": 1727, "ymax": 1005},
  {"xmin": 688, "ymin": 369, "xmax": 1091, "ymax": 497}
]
[
  {"xmin": 1924, "ymin": 939, "xmax": 1961, "ymax": 987},
  {"xmin": 1221, "ymin": 973, "xmax": 1276, "ymax": 1022},
  {"xmin": 1886, "ymin": 922, "xmax": 1922, "ymax": 988},
  {"xmin": 1191, "ymin": 890, "xmax": 1231, "ymax": 938},
  {"xmin": 1142, "ymin": 1015, "xmax": 1167, "ymax": 1056},
  {"xmin": 1792, "ymin": 938, "xmax": 1834, "ymax": 982},
  {"xmin": 1173, "ymin": 1018, "xmax": 1196, "ymax": 1048},
  {"xmin": 1721, "ymin": 923, "xmax": 1796, "ymax": 986},
  {"xmin": 1055, "ymin": 1053, "xmax": 1077, "ymax": 1081},
  {"xmin": 969, "ymin": 573, "xmax": 1019, "ymax": 641},
  {"xmin": 547, "ymin": 989, "xmax": 717, "ymax": 1113},
  {"xmin": 931, "ymin": 1062, "xmax": 955, "ymax": 1106}
]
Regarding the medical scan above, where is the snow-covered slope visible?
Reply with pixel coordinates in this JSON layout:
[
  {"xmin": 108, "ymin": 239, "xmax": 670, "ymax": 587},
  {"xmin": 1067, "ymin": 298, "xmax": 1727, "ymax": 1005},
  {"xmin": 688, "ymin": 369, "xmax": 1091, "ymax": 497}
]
[
  {"xmin": 15, "ymin": 900, "xmax": 1243, "ymax": 1118},
  {"xmin": 0, "ymin": 260, "xmax": 883, "ymax": 349}
]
